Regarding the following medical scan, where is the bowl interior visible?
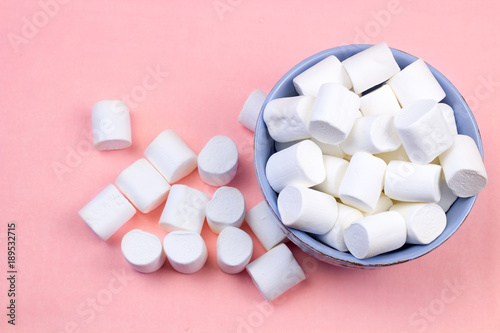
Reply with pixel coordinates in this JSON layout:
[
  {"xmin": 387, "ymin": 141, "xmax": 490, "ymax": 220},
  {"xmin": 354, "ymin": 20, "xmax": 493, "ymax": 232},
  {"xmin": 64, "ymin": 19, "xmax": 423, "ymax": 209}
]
[{"xmin": 254, "ymin": 44, "xmax": 484, "ymax": 268}]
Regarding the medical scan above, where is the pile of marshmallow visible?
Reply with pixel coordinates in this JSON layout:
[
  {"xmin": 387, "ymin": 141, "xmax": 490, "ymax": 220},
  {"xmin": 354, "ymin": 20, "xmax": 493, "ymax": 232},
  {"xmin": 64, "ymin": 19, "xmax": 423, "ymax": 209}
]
[{"xmin": 239, "ymin": 42, "xmax": 488, "ymax": 260}]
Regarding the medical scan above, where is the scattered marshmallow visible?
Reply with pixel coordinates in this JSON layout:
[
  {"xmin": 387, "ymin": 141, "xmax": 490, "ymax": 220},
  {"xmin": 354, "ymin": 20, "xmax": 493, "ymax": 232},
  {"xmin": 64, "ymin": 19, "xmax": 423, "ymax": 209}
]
[
  {"xmin": 313, "ymin": 156, "xmax": 349, "ymax": 198},
  {"xmin": 359, "ymin": 84, "xmax": 401, "ymax": 117},
  {"xmin": 163, "ymin": 231, "xmax": 208, "ymax": 274},
  {"xmin": 439, "ymin": 135, "xmax": 487, "ymax": 197},
  {"xmin": 79, "ymin": 184, "xmax": 136, "ymax": 241},
  {"xmin": 437, "ymin": 175, "xmax": 458, "ymax": 212},
  {"xmin": 362, "ymin": 193, "xmax": 393, "ymax": 217},
  {"xmin": 217, "ymin": 227, "xmax": 253, "ymax": 274},
  {"xmin": 438, "ymin": 103, "xmax": 458, "ymax": 135},
  {"xmin": 238, "ymin": 89, "xmax": 268, "ymax": 131},
  {"xmin": 115, "ymin": 158, "xmax": 171, "ymax": 213},
  {"xmin": 159, "ymin": 184, "xmax": 210, "ymax": 234},
  {"xmin": 246, "ymin": 202, "xmax": 287, "ymax": 251},
  {"xmin": 375, "ymin": 145, "xmax": 410, "ymax": 164},
  {"xmin": 91, "ymin": 100, "xmax": 131, "ymax": 150},
  {"xmin": 206, "ymin": 187, "xmax": 246, "ymax": 234},
  {"xmin": 316, "ymin": 203, "xmax": 363, "ymax": 252},
  {"xmin": 121, "ymin": 229, "xmax": 166, "ymax": 273},
  {"xmin": 246, "ymin": 243, "xmax": 305, "ymax": 301},
  {"xmin": 198, "ymin": 135, "xmax": 239, "ymax": 186}
]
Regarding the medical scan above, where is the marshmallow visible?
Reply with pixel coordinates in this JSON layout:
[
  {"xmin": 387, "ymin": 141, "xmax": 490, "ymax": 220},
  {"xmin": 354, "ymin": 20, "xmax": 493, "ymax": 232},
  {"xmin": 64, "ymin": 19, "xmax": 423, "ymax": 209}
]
[
  {"xmin": 217, "ymin": 227, "xmax": 253, "ymax": 274},
  {"xmin": 362, "ymin": 193, "xmax": 393, "ymax": 217},
  {"xmin": 121, "ymin": 229, "xmax": 166, "ymax": 273},
  {"xmin": 394, "ymin": 99, "xmax": 453, "ymax": 164},
  {"xmin": 206, "ymin": 187, "xmax": 245, "ymax": 234},
  {"xmin": 342, "ymin": 42, "xmax": 400, "ymax": 94},
  {"xmin": 312, "ymin": 156, "xmax": 349, "ymax": 198},
  {"xmin": 340, "ymin": 114, "xmax": 401, "ymax": 155},
  {"xmin": 198, "ymin": 135, "xmax": 239, "ymax": 186},
  {"xmin": 246, "ymin": 243, "xmax": 305, "ymax": 301},
  {"xmin": 246, "ymin": 201, "xmax": 287, "ymax": 251},
  {"xmin": 359, "ymin": 84, "xmax": 401, "ymax": 117},
  {"xmin": 308, "ymin": 83, "xmax": 360, "ymax": 145},
  {"xmin": 438, "ymin": 103, "xmax": 458, "ymax": 136},
  {"xmin": 238, "ymin": 89, "xmax": 267, "ymax": 131},
  {"xmin": 439, "ymin": 135, "xmax": 487, "ymax": 197},
  {"xmin": 265, "ymin": 140, "xmax": 325, "ymax": 193},
  {"xmin": 144, "ymin": 130, "xmax": 197, "ymax": 184},
  {"xmin": 344, "ymin": 211, "xmax": 407, "ymax": 259},
  {"xmin": 159, "ymin": 184, "xmax": 210, "ymax": 234},
  {"xmin": 375, "ymin": 145, "xmax": 410, "ymax": 164},
  {"xmin": 163, "ymin": 231, "xmax": 208, "ymax": 274},
  {"xmin": 276, "ymin": 138, "xmax": 345, "ymax": 158},
  {"xmin": 388, "ymin": 58, "xmax": 446, "ymax": 107},
  {"xmin": 263, "ymin": 96, "xmax": 315, "ymax": 143},
  {"xmin": 338, "ymin": 152, "xmax": 386, "ymax": 213},
  {"xmin": 91, "ymin": 100, "xmax": 132, "ymax": 150},
  {"xmin": 316, "ymin": 203, "xmax": 363, "ymax": 252},
  {"xmin": 79, "ymin": 184, "xmax": 136, "ymax": 241},
  {"xmin": 384, "ymin": 160, "xmax": 442, "ymax": 203},
  {"xmin": 116, "ymin": 158, "xmax": 171, "ymax": 213},
  {"xmin": 437, "ymin": 174, "xmax": 458, "ymax": 212},
  {"xmin": 390, "ymin": 203, "xmax": 446, "ymax": 245},
  {"xmin": 293, "ymin": 55, "xmax": 352, "ymax": 96},
  {"xmin": 277, "ymin": 185, "xmax": 338, "ymax": 235}
]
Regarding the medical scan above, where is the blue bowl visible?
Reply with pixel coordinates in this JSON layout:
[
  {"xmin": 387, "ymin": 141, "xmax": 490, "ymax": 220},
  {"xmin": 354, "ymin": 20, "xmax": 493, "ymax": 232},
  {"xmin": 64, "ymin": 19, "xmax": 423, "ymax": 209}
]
[{"xmin": 253, "ymin": 44, "xmax": 484, "ymax": 268}]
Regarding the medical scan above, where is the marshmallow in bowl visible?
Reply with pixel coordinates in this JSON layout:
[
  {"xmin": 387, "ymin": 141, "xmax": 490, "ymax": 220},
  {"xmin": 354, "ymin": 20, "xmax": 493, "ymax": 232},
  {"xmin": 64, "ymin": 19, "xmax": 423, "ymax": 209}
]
[
  {"xmin": 238, "ymin": 89, "xmax": 267, "ymax": 131},
  {"xmin": 198, "ymin": 135, "xmax": 239, "ymax": 186},
  {"xmin": 438, "ymin": 103, "xmax": 458, "ymax": 135},
  {"xmin": 245, "ymin": 201, "xmax": 287, "ymax": 251},
  {"xmin": 359, "ymin": 84, "xmax": 401, "ymax": 117},
  {"xmin": 437, "ymin": 175, "xmax": 458, "ymax": 212},
  {"xmin": 362, "ymin": 193, "xmax": 393, "ymax": 217},
  {"xmin": 275, "ymin": 138, "xmax": 345, "ymax": 158},
  {"xmin": 316, "ymin": 203, "xmax": 363, "ymax": 252},
  {"xmin": 91, "ymin": 100, "xmax": 132, "ymax": 150},
  {"xmin": 217, "ymin": 227, "xmax": 253, "ymax": 274},
  {"xmin": 312, "ymin": 155, "xmax": 349, "ymax": 198},
  {"xmin": 121, "ymin": 229, "xmax": 166, "ymax": 273},
  {"xmin": 163, "ymin": 231, "xmax": 208, "ymax": 274},
  {"xmin": 206, "ymin": 187, "xmax": 246, "ymax": 234},
  {"xmin": 375, "ymin": 145, "xmax": 410, "ymax": 164}
]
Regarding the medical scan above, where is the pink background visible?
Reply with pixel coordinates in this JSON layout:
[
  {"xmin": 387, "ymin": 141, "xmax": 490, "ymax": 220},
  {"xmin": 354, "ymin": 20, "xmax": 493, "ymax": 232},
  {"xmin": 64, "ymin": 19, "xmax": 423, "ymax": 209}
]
[{"xmin": 1, "ymin": 1, "xmax": 499, "ymax": 332}]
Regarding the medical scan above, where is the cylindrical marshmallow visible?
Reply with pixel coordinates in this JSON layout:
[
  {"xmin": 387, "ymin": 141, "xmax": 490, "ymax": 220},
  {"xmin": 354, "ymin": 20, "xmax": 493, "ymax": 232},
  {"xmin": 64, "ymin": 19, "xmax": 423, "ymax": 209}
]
[
  {"xmin": 312, "ymin": 156, "xmax": 349, "ymax": 198},
  {"xmin": 246, "ymin": 243, "xmax": 306, "ymax": 302},
  {"xmin": 91, "ymin": 100, "xmax": 132, "ymax": 150},
  {"xmin": 360, "ymin": 84, "xmax": 401, "ymax": 117},
  {"xmin": 293, "ymin": 55, "xmax": 352, "ymax": 96},
  {"xmin": 390, "ymin": 203, "xmax": 446, "ymax": 245},
  {"xmin": 206, "ymin": 187, "xmax": 246, "ymax": 234},
  {"xmin": 439, "ymin": 135, "xmax": 487, "ymax": 197},
  {"xmin": 278, "ymin": 185, "xmax": 338, "ymax": 235},
  {"xmin": 338, "ymin": 152, "xmax": 386, "ymax": 213},
  {"xmin": 394, "ymin": 99, "xmax": 453, "ymax": 164},
  {"xmin": 265, "ymin": 140, "xmax": 325, "ymax": 193},
  {"xmin": 121, "ymin": 229, "xmax": 166, "ymax": 273},
  {"xmin": 263, "ymin": 96, "xmax": 315, "ymax": 142},
  {"xmin": 344, "ymin": 211, "xmax": 407, "ymax": 259},
  {"xmin": 163, "ymin": 231, "xmax": 208, "ymax": 274},
  {"xmin": 388, "ymin": 58, "xmax": 446, "ymax": 107},
  {"xmin": 79, "ymin": 184, "xmax": 136, "ymax": 241},
  {"xmin": 198, "ymin": 135, "xmax": 238, "ymax": 186},
  {"xmin": 308, "ymin": 83, "xmax": 360, "ymax": 145},
  {"xmin": 115, "ymin": 158, "xmax": 171, "ymax": 213},
  {"xmin": 362, "ymin": 193, "xmax": 393, "ymax": 217},
  {"xmin": 159, "ymin": 184, "xmax": 210, "ymax": 234},
  {"xmin": 384, "ymin": 160, "xmax": 442, "ymax": 203},
  {"xmin": 316, "ymin": 203, "xmax": 363, "ymax": 252},
  {"xmin": 245, "ymin": 201, "xmax": 287, "ymax": 251},
  {"xmin": 276, "ymin": 139, "xmax": 345, "ymax": 159},
  {"xmin": 437, "ymin": 174, "xmax": 458, "ymax": 212},
  {"xmin": 217, "ymin": 227, "xmax": 253, "ymax": 274},
  {"xmin": 341, "ymin": 42, "xmax": 400, "ymax": 94},
  {"xmin": 144, "ymin": 130, "xmax": 197, "ymax": 183},
  {"xmin": 340, "ymin": 114, "xmax": 401, "ymax": 155},
  {"xmin": 438, "ymin": 103, "xmax": 458, "ymax": 136},
  {"xmin": 375, "ymin": 145, "xmax": 410, "ymax": 164},
  {"xmin": 238, "ymin": 89, "xmax": 267, "ymax": 131}
]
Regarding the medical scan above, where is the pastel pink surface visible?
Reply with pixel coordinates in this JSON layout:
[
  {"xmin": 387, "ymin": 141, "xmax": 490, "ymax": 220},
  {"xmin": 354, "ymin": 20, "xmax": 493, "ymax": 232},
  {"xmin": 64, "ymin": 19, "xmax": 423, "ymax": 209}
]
[{"xmin": 1, "ymin": 1, "xmax": 499, "ymax": 332}]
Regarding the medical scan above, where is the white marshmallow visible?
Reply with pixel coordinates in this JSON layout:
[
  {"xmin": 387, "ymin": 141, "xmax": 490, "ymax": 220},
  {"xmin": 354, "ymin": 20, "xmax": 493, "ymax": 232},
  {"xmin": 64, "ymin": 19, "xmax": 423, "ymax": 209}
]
[
  {"xmin": 159, "ymin": 184, "xmax": 210, "ymax": 234},
  {"xmin": 163, "ymin": 231, "xmax": 208, "ymax": 274},
  {"xmin": 79, "ymin": 184, "xmax": 136, "ymax": 241},
  {"xmin": 340, "ymin": 114, "xmax": 401, "ymax": 155},
  {"xmin": 308, "ymin": 83, "xmax": 360, "ymax": 145},
  {"xmin": 438, "ymin": 103, "xmax": 458, "ymax": 136},
  {"xmin": 344, "ymin": 211, "xmax": 407, "ymax": 259},
  {"xmin": 246, "ymin": 243, "xmax": 305, "ymax": 301},
  {"xmin": 342, "ymin": 42, "xmax": 400, "ymax": 94},
  {"xmin": 206, "ymin": 187, "xmax": 246, "ymax": 234},
  {"xmin": 198, "ymin": 135, "xmax": 239, "ymax": 186},
  {"xmin": 91, "ymin": 100, "xmax": 131, "ymax": 150},
  {"xmin": 388, "ymin": 58, "xmax": 446, "ymax": 107},
  {"xmin": 238, "ymin": 89, "xmax": 267, "ymax": 131},
  {"xmin": 313, "ymin": 156, "xmax": 349, "ymax": 198},
  {"xmin": 375, "ymin": 145, "xmax": 410, "ymax": 164},
  {"xmin": 293, "ymin": 55, "xmax": 352, "ymax": 96},
  {"xmin": 437, "ymin": 174, "xmax": 458, "ymax": 212},
  {"xmin": 338, "ymin": 152, "xmax": 386, "ymax": 213},
  {"xmin": 394, "ymin": 99, "xmax": 453, "ymax": 164},
  {"xmin": 144, "ymin": 130, "xmax": 197, "ymax": 184},
  {"xmin": 121, "ymin": 229, "xmax": 166, "ymax": 273},
  {"xmin": 246, "ymin": 201, "xmax": 287, "ymax": 251},
  {"xmin": 439, "ymin": 135, "xmax": 487, "ymax": 197},
  {"xmin": 265, "ymin": 140, "xmax": 325, "ymax": 193},
  {"xmin": 263, "ymin": 96, "xmax": 315, "ymax": 143},
  {"xmin": 362, "ymin": 193, "xmax": 393, "ymax": 217},
  {"xmin": 116, "ymin": 159, "xmax": 171, "ymax": 213},
  {"xmin": 278, "ymin": 185, "xmax": 338, "ymax": 235},
  {"xmin": 384, "ymin": 160, "xmax": 442, "ymax": 203},
  {"xmin": 217, "ymin": 227, "xmax": 253, "ymax": 274},
  {"xmin": 359, "ymin": 84, "xmax": 401, "ymax": 117},
  {"xmin": 275, "ymin": 138, "xmax": 345, "ymax": 158},
  {"xmin": 316, "ymin": 203, "xmax": 363, "ymax": 252}
]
